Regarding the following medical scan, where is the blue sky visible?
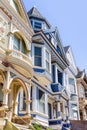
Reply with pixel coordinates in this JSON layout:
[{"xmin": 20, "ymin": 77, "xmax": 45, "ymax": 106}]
[{"xmin": 23, "ymin": 0, "xmax": 87, "ymax": 72}]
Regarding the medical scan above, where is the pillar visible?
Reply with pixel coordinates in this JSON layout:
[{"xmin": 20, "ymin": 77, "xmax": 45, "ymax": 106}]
[
  {"xmin": 45, "ymin": 92, "xmax": 48, "ymax": 115},
  {"xmin": 13, "ymin": 101, "xmax": 18, "ymax": 116},
  {"xmin": 65, "ymin": 105, "xmax": 69, "ymax": 120},
  {"xmin": 25, "ymin": 83, "xmax": 31, "ymax": 116},
  {"xmin": 2, "ymin": 71, "xmax": 11, "ymax": 107},
  {"xmin": 32, "ymin": 86, "xmax": 37, "ymax": 112},
  {"xmin": 57, "ymin": 101, "xmax": 61, "ymax": 117}
]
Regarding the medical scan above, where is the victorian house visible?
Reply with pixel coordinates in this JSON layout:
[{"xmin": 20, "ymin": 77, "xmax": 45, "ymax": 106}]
[
  {"xmin": 0, "ymin": 0, "xmax": 82, "ymax": 130},
  {"xmin": 28, "ymin": 6, "xmax": 71, "ymax": 130},
  {"xmin": 76, "ymin": 69, "xmax": 87, "ymax": 120},
  {"xmin": 0, "ymin": 0, "xmax": 34, "ymax": 129},
  {"xmin": 64, "ymin": 46, "xmax": 79, "ymax": 120}
]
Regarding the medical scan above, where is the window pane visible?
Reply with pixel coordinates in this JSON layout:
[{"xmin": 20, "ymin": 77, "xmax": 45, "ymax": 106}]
[
  {"xmin": 34, "ymin": 47, "xmax": 42, "ymax": 66},
  {"xmin": 35, "ymin": 47, "xmax": 41, "ymax": 56},
  {"xmin": 34, "ymin": 22, "xmax": 42, "ymax": 29},
  {"xmin": 14, "ymin": 35, "xmax": 20, "ymax": 50},
  {"xmin": 46, "ymin": 51, "xmax": 49, "ymax": 60},
  {"xmin": 69, "ymin": 78, "xmax": 75, "ymax": 85},
  {"xmin": 35, "ymin": 57, "xmax": 42, "ymax": 66},
  {"xmin": 38, "ymin": 89, "xmax": 45, "ymax": 114},
  {"xmin": 46, "ymin": 61, "xmax": 49, "ymax": 71}
]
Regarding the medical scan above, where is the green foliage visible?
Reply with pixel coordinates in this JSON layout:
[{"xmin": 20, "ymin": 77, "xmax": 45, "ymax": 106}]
[
  {"xmin": 46, "ymin": 128, "xmax": 53, "ymax": 130},
  {"xmin": 33, "ymin": 124, "xmax": 42, "ymax": 130}
]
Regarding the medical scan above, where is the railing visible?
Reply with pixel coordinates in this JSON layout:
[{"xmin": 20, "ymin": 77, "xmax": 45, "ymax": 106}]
[{"xmin": 6, "ymin": 50, "xmax": 32, "ymax": 65}]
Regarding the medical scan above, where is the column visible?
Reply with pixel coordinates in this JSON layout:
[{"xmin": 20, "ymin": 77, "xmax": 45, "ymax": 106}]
[
  {"xmin": 63, "ymin": 102, "xmax": 66, "ymax": 120},
  {"xmin": 13, "ymin": 101, "xmax": 18, "ymax": 116},
  {"xmin": 65, "ymin": 105, "xmax": 69, "ymax": 120},
  {"xmin": 26, "ymin": 83, "xmax": 31, "ymax": 116},
  {"xmin": 45, "ymin": 92, "xmax": 48, "ymax": 115},
  {"xmin": 2, "ymin": 89, "xmax": 11, "ymax": 106},
  {"xmin": 2, "ymin": 71, "xmax": 11, "ymax": 107},
  {"xmin": 32, "ymin": 86, "xmax": 37, "ymax": 112},
  {"xmin": 57, "ymin": 101, "xmax": 61, "ymax": 117}
]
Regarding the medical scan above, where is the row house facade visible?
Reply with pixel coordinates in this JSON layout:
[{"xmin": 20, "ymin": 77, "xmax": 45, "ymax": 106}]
[
  {"xmin": 76, "ymin": 69, "xmax": 87, "ymax": 120},
  {"xmin": 0, "ymin": 0, "xmax": 34, "ymax": 129},
  {"xmin": 27, "ymin": 6, "xmax": 80, "ymax": 129},
  {"xmin": 0, "ymin": 0, "xmax": 87, "ymax": 130}
]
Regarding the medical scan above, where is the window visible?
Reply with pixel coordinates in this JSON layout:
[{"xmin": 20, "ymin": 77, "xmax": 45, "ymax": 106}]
[
  {"xmin": 80, "ymin": 86, "xmax": 85, "ymax": 97},
  {"xmin": 46, "ymin": 50, "xmax": 50, "ymax": 71},
  {"xmin": 13, "ymin": 35, "xmax": 26, "ymax": 54},
  {"xmin": 69, "ymin": 78, "xmax": 75, "ymax": 86},
  {"xmin": 58, "ymin": 70, "xmax": 63, "ymax": 85},
  {"xmin": 34, "ymin": 47, "xmax": 42, "ymax": 66},
  {"xmin": 48, "ymin": 103, "xmax": 52, "ymax": 119},
  {"xmin": 34, "ymin": 22, "xmax": 42, "ymax": 29},
  {"xmin": 19, "ymin": 89, "xmax": 26, "ymax": 112},
  {"xmin": 14, "ymin": 35, "xmax": 20, "ymax": 51},
  {"xmin": 38, "ymin": 89, "xmax": 45, "ymax": 114},
  {"xmin": 69, "ymin": 78, "xmax": 76, "ymax": 93}
]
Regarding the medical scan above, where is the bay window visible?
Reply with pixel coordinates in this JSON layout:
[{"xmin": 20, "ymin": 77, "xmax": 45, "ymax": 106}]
[{"xmin": 34, "ymin": 47, "xmax": 42, "ymax": 67}]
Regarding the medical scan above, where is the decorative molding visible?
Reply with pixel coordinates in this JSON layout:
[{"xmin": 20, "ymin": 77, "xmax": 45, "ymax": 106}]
[{"xmin": 2, "ymin": 88, "xmax": 11, "ymax": 94}]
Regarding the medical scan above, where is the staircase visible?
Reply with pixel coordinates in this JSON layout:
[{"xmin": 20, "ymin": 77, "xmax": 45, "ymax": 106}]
[{"xmin": 70, "ymin": 120, "xmax": 87, "ymax": 130}]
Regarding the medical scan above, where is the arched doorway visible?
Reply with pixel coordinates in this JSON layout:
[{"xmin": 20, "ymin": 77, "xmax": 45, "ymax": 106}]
[{"xmin": 8, "ymin": 78, "xmax": 29, "ymax": 118}]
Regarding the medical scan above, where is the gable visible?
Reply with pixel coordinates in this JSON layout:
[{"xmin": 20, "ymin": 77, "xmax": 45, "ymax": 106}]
[
  {"xmin": 66, "ymin": 47, "xmax": 76, "ymax": 69},
  {"xmin": 9, "ymin": 0, "xmax": 30, "ymax": 24}
]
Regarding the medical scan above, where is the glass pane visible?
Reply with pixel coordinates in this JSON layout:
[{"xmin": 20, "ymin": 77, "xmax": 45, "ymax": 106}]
[
  {"xmin": 69, "ymin": 78, "xmax": 75, "ymax": 85},
  {"xmin": 39, "ymin": 102, "xmax": 45, "ymax": 113},
  {"xmin": 35, "ymin": 57, "xmax": 42, "ymax": 66},
  {"xmin": 39, "ymin": 89, "xmax": 45, "ymax": 101},
  {"xmin": 46, "ymin": 51, "xmax": 49, "ymax": 60},
  {"xmin": 34, "ymin": 22, "xmax": 42, "ymax": 29},
  {"xmin": 38, "ymin": 89, "xmax": 45, "ymax": 113},
  {"xmin": 14, "ymin": 35, "xmax": 20, "ymax": 50},
  {"xmin": 46, "ymin": 61, "xmax": 49, "ymax": 70},
  {"xmin": 35, "ymin": 47, "xmax": 41, "ymax": 56},
  {"xmin": 21, "ymin": 40, "xmax": 26, "ymax": 54}
]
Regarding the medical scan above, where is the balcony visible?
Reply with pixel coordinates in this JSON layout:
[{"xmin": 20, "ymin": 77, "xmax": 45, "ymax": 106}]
[
  {"xmin": 33, "ymin": 67, "xmax": 52, "ymax": 86},
  {"xmin": 5, "ymin": 50, "xmax": 34, "ymax": 77},
  {"xmin": 51, "ymin": 83, "xmax": 64, "ymax": 92}
]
